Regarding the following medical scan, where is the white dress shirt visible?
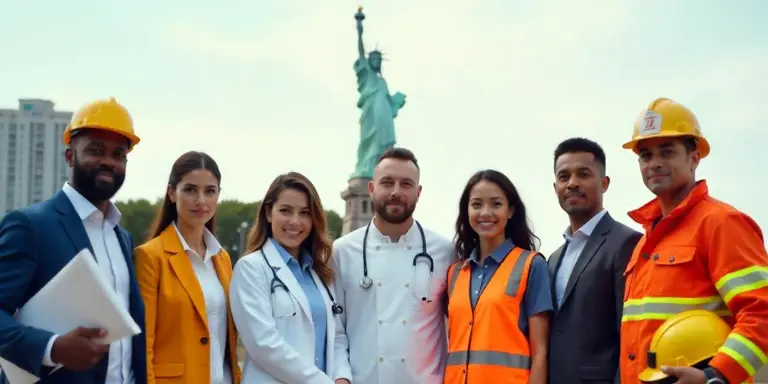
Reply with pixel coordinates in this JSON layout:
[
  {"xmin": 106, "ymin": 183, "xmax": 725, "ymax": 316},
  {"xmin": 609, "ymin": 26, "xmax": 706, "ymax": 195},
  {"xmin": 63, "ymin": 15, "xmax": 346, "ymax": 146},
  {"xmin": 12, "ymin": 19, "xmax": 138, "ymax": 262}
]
[
  {"xmin": 43, "ymin": 182, "xmax": 134, "ymax": 384},
  {"xmin": 172, "ymin": 222, "xmax": 232, "ymax": 384},
  {"xmin": 554, "ymin": 209, "xmax": 608, "ymax": 307},
  {"xmin": 331, "ymin": 219, "xmax": 456, "ymax": 384}
]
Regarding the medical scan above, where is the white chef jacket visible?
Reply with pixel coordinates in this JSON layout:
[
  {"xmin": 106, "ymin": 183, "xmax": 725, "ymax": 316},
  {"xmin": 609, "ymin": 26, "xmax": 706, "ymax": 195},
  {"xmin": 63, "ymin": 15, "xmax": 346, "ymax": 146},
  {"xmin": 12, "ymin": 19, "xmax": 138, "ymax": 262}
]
[{"xmin": 331, "ymin": 219, "xmax": 456, "ymax": 384}]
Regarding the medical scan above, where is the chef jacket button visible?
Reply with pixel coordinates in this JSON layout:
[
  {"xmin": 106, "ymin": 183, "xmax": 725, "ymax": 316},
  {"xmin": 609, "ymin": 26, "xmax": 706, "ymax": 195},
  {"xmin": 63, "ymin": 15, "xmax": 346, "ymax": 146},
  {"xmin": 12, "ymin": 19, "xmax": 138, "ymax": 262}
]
[
  {"xmin": 375, "ymin": 246, "xmax": 380, "ymax": 251},
  {"xmin": 378, "ymin": 320, "xmax": 383, "ymax": 324},
  {"xmin": 200, "ymin": 337, "xmax": 208, "ymax": 345},
  {"xmin": 378, "ymin": 281, "xmax": 382, "ymax": 287},
  {"xmin": 405, "ymin": 283, "xmax": 410, "ymax": 288},
  {"xmin": 669, "ymin": 256, "xmax": 675, "ymax": 263},
  {"xmin": 378, "ymin": 357, "xmax": 384, "ymax": 362},
  {"xmin": 407, "ymin": 245, "xmax": 412, "ymax": 250},
  {"xmin": 402, "ymin": 319, "xmax": 407, "ymax": 325},
  {"xmin": 629, "ymin": 353, "xmax": 636, "ymax": 361},
  {"xmin": 401, "ymin": 357, "xmax": 405, "ymax": 362}
]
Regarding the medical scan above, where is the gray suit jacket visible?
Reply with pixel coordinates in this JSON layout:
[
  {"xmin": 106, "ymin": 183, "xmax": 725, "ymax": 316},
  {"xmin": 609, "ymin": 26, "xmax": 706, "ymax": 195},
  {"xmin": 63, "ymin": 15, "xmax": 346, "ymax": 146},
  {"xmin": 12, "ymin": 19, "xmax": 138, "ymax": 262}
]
[{"xmin": 547, "ymin": 212, "xmax": 642, "ymax": 384}]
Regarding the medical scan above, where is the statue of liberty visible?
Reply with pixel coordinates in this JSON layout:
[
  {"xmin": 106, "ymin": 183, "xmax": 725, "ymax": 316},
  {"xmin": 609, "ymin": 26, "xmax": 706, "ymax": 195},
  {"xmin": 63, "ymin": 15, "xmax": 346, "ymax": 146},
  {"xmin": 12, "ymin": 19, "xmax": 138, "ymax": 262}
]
[{"xmin": 350, "ymin": 6, "xmax": 407, "ymax": 179}]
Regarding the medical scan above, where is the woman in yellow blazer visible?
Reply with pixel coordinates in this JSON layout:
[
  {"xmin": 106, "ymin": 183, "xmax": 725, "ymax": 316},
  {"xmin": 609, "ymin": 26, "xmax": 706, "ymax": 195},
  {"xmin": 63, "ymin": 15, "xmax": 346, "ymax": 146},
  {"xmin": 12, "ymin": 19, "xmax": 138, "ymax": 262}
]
[{"xmin": 134, "ymin": 151, "xmax": 241, "ymax": 384}]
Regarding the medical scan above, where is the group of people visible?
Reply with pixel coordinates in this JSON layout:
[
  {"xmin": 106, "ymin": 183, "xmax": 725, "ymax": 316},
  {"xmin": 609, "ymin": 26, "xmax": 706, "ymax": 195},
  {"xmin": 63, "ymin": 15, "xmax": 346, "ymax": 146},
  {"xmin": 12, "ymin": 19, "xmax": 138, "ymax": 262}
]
[{"xmin": 0, "ymin": 95, "xmax": 766, "ymax": 384}]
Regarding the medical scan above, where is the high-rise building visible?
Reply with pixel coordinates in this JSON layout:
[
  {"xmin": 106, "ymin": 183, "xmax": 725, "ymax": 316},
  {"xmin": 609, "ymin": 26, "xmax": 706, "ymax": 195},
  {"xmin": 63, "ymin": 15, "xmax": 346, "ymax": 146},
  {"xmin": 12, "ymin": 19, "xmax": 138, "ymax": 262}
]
[{"xmin": 0, "ymin": 99, "xmax": 73, "ymax": 218}]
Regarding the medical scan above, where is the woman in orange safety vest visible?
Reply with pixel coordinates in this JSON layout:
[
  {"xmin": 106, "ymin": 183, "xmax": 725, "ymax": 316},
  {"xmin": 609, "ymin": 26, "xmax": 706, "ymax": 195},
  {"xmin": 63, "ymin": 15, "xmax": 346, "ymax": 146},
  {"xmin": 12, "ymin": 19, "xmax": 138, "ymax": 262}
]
[{"xmin": 444, "ymin": 170, "xmax": 554, "ymax": 384}]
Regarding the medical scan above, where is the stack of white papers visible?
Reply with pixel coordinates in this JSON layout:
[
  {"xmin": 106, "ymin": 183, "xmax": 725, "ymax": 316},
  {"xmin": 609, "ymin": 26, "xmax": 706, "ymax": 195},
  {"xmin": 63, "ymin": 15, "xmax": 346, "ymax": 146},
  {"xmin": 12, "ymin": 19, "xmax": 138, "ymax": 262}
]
[{"xmin": 0, "ymin": 248, "xmax": 142, "ymax": 383}]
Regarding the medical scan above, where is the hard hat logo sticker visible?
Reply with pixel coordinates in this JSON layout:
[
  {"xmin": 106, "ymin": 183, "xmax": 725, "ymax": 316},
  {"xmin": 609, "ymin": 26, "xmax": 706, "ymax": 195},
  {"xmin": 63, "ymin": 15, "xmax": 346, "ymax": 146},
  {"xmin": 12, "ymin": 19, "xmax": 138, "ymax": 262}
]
[{"xmin": 639, "ymin": 111, "xmax": 662, "ymax": 136}]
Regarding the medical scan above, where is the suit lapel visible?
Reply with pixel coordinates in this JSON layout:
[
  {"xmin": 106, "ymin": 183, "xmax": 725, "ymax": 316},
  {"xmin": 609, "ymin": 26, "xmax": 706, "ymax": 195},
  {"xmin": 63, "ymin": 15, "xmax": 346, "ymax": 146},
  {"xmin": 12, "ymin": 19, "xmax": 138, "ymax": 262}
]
[
  {"xmin": 263, "ymin": 241, "xmax": 312, "ymax": 320},
  {"xmin": 548, "ymin": 243, "xmax": 567, "ymax": 285},
  {"xmin": 212, "ymin": 251, "xmax": 239, "ymax": 378},
  {"xmin": 54, "ymin": 191, "xmax": 95, "ymax": 257},
  {"xmin": 162, "ymin": 226, "xmax": 209, "ymax": 328},
  {"xmin": 561, "ymin": 213, "xmax": 614, "ymax": 306}
]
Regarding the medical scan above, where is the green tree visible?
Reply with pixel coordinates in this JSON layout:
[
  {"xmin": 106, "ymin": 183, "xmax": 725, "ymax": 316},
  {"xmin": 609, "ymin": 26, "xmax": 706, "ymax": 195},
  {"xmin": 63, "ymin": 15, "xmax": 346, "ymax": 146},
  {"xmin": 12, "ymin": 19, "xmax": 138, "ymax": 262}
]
[
  {"xmin": 116, "ymin": 198, "xmax": 161, "ymax": 243},
  {"xmin": 116, "ymin": 198, "xmax": 344, "ymax": 258}
]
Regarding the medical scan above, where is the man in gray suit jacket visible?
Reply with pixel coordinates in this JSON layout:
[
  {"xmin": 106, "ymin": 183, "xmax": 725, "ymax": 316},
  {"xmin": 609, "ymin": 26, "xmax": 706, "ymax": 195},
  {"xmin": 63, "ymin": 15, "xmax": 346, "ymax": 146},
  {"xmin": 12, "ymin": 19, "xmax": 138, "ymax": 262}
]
[{"xmin": 547, "ymin": 138, "xmax": 641, "ymax": 384}]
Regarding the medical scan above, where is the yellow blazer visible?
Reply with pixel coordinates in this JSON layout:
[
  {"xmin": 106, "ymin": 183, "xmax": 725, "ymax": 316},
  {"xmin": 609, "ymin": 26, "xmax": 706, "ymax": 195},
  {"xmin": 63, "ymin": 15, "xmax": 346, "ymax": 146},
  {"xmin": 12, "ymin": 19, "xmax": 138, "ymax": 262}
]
[{"xmin": 134, "ymin": 225, "xmax": 241, "ymax": 384}]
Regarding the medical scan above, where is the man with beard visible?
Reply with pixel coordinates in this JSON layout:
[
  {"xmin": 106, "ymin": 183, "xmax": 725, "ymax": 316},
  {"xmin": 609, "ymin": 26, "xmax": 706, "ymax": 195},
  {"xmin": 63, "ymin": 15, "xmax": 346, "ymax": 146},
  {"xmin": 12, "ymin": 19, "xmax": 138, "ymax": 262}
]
[
  {"xmin": 0, "ymin": 97, "xmax": 147, "ymax": 384},
  {"xmin": 330, "ymin": 147, "xmax": 455, "ymax": 384},
  {"xmin": 547, "ymin": 137, "xmax": 641, "ymax": 384}
]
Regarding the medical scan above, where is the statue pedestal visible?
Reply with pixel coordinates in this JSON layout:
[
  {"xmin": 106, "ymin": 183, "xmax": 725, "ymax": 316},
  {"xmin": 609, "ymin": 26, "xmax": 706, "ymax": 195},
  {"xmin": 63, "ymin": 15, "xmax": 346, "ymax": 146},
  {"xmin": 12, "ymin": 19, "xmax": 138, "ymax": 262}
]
[{"xmin": 340, "ymin": 177, "xmax": 373, "ymax": 236}]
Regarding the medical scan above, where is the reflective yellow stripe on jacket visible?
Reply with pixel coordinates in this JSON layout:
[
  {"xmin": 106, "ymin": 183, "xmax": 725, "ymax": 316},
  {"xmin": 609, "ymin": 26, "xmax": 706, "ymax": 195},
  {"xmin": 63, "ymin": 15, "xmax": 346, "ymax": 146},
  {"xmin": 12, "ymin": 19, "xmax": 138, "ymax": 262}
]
[
  {"xmin": 622, "ymin": 296, "xmax": 730, "ymax": 322},
  {"xmin": 719, "ymin": 333, "xmax": 768, "ymax": 377},
  {"xmin": 715, "ymin": 266, "xmax": 768, "ymax": 304}
]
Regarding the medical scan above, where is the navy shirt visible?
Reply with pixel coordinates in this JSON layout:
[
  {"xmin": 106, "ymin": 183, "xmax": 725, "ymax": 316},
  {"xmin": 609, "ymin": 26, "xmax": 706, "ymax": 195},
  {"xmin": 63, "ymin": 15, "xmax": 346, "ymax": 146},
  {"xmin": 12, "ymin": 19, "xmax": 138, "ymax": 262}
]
[
  {"xmin": 466, "ymin": 239, "xmax": 554, "ymax": 336},
  {"xmin": 271, "ymin": 238, "xmax": 328, "ymax": 371}
]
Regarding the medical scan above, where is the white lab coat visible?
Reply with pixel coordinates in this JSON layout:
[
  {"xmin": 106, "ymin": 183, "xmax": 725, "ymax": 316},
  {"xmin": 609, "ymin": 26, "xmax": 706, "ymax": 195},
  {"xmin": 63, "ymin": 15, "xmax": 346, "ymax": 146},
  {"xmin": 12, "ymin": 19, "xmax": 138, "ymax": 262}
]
[
  {"xmin": 229, "ymin": 239, "xmax": 339, "ymax": 384},
  {"xmin": 331, "ymin": 219, "xmax": 456, "ymax": 384}
]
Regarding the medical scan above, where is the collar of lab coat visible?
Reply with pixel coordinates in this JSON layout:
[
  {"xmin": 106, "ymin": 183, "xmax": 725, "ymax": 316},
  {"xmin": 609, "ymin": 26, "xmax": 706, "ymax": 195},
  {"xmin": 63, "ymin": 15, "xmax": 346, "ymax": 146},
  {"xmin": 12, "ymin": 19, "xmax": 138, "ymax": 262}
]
[
  {"xmin": 260, "ymin": 238, "xmax": 323, "ymax": 320},
  {"xmin": 367, "ymin": 217, "xmax": 421, "ymax": 244}
]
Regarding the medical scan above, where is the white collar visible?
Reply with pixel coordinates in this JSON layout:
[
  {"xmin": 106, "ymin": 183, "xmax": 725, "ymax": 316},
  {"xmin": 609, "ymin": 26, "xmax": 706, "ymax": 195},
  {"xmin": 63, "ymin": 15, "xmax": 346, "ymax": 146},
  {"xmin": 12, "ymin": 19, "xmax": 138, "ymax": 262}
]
[
  {"xmin": 61, "ymin": 182, "xmax": 121, "ymax": 227},
  {"xmin": 367, "ymin": 217, "xmax": 420, "ymax": 244},
  {"xmin": 172, "ymin": 221, "xmax": 222, "ymax": 263},
  {"xmin": 563, "ymin": 209, "xmax": 608, "ymax": 241}
]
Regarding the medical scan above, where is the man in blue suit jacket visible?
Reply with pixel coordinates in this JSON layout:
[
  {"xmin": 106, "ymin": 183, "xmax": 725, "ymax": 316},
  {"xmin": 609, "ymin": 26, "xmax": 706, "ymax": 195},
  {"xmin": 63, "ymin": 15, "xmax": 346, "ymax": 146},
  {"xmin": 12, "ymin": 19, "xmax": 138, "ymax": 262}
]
[{"xmin": 0, "ymin": 97, "xmax": 147, "ymax": 384}]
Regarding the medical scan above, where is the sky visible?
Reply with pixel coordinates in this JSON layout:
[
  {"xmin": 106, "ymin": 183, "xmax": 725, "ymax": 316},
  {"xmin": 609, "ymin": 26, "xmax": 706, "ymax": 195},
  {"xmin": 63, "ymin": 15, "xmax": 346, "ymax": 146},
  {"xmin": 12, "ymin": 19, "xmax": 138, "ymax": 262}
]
[{"xmin": 2, "ymin": 0, "xmax": 767, "ymax": 255}]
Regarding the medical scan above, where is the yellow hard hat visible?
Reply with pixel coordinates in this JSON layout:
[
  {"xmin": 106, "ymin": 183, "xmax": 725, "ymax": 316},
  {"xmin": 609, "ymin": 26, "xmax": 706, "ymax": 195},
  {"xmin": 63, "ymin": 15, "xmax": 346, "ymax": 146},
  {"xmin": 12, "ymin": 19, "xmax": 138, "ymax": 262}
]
[
  {"xmin": 639, "ymin": 310, "xmax": 731, "ymax": 383},
  {"xmin": 63, "ymin": 97, "xmax": 140, "ymax": 152},
  {"xmin": 622, "ymin": 97, "xmax": 710, "ymax": 159}
]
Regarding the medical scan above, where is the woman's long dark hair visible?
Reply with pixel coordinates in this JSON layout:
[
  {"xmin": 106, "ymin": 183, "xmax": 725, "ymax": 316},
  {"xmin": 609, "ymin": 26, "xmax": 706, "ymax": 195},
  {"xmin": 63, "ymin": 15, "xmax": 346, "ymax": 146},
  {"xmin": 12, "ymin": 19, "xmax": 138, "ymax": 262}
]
[
  {"xmin": 453, "ymin": 169, "xmax": 540, "ymax": 260},
  {"xmin": 244, "ymin": 172, "xmax": 334, "ymax": 284},
  {"xmin": 147, "ymin": 151, "xmax": 221, "ymax": 241}
]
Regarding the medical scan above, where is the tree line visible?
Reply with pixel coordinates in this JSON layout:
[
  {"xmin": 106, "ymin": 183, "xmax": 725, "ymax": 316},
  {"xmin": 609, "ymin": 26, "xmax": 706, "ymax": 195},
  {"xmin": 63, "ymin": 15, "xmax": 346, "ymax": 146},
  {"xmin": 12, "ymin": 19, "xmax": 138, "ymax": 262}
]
[{"xmin": 116, "ymin": 198, "xmax": 344, "ymax": 260}]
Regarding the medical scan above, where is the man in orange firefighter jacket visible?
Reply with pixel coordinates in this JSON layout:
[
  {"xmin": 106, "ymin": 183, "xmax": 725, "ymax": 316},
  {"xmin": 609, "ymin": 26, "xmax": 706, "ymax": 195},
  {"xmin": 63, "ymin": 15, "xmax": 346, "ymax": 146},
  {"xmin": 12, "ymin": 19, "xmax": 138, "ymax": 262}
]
[{"xmin": 619, "ymin": 98, "xmax": 768, "ymax": 384}]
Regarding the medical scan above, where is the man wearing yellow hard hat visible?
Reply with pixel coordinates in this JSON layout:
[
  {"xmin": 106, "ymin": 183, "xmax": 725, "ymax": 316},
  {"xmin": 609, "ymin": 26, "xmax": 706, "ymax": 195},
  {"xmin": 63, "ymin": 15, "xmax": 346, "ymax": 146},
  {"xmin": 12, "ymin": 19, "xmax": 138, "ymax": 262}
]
[
  {"xmin": 0, "ymin": 97, "xmax": 148, "ymax": 384},
  {"xmin": 619, "ymin": 98, "xmax": 768, "ymax": 384}
]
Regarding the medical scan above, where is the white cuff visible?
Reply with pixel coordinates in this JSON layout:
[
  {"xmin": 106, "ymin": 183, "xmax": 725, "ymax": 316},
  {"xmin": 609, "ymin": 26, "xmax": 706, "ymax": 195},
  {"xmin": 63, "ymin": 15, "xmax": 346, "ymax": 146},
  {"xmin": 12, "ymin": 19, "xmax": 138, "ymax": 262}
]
[{"xmin": 41, "ymin": 334, "xmax": 59, "ymax": 367}]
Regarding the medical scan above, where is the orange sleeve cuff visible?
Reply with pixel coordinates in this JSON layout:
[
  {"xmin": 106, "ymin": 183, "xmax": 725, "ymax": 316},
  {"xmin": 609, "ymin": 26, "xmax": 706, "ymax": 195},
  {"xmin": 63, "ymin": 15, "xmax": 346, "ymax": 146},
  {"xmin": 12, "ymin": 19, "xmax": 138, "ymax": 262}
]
[{"xmin": 710, "ymin": 352, "xmax": 750, "ymax": 384}]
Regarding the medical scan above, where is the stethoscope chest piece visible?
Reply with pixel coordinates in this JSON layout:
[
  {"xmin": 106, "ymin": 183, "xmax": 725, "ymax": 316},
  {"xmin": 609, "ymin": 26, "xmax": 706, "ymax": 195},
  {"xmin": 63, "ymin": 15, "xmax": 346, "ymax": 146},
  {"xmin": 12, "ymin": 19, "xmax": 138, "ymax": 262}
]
[{"xmin": 359, "ymin": 276, "xmax": 373, "ymax": 289}]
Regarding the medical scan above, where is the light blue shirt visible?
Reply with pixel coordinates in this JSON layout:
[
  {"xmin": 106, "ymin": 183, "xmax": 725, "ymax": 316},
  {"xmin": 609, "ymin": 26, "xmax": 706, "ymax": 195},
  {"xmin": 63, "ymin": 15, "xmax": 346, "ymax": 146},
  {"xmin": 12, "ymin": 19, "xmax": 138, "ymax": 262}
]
[
  {"xmin": 467, "ymin": 239, "xmax": 554, "ymax": 336},
  {"xmin": 271, "ymin": 238, "xmax": 327, "ymax": 372},
  {"xmin": 554, "ymin": 209, "xmax": 608, "ymax": 307}
]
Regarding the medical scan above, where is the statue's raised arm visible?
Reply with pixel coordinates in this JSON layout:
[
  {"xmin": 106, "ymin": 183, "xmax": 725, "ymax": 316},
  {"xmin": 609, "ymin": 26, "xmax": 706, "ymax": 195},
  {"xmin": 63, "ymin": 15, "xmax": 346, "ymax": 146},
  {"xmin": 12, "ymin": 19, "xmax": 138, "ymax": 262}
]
[{"xmin": 355, "ymin": 6, "xmax": 366, "ymax": 59}]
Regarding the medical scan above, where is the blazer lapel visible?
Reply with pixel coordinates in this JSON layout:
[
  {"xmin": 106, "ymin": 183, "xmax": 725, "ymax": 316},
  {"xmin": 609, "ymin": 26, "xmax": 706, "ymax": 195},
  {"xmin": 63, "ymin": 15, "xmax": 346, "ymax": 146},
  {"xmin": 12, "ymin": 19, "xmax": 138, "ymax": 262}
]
[
  {"xmin": 263, "ymin": 241, "xmax": 312, "ymax": 320},
  {"xmin": 54, "ymin": 191, "xmax": 95, "ymax": 257},
  {"xmin": 561, "ymin": 213, "xmax": 614, "ymax": 306},
  {"xmin": 162, "ymin": 226, "xmax": 208, "ymax": 328},
  {"xmin": 548, "ymin": 243, "xmax": 567, "ymax": 284},
  {"xmin": 212, "ymin": 252, "xmax": 238, "ymax": 377}
]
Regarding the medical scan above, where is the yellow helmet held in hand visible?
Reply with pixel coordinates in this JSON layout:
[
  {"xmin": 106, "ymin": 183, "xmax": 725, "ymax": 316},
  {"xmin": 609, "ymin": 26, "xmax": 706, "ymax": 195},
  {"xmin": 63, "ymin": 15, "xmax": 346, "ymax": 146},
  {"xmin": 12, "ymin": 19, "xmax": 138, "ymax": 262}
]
[
  {"xmin": 623, "ymin": 97, "xmax": 710, "ymax": 159},
  {"xmin": 63, "ymin": 97, "xmax": 141, "ymax": 152},
  {"xmin": 639, "ymin": 310, "xmax": 731, "ymax": 383}
]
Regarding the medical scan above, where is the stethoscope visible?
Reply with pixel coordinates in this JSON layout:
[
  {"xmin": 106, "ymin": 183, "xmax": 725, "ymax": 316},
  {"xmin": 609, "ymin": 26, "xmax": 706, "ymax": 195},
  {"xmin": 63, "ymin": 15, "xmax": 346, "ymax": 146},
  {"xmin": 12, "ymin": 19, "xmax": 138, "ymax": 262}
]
[
  {"xmin": 260, "ymin": 249, "xmax": 343, "ymax": 316},
  {"xmin": 360, "ymin": 220, "xmax": 435, "ymax": 302}
]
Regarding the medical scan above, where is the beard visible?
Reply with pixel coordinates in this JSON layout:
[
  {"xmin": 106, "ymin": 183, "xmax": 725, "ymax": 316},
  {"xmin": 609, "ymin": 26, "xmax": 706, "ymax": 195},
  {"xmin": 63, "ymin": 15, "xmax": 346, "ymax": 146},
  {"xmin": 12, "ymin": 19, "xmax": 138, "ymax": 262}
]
[
  {"xmin": 72, "ymin": 155, "xmax": 125, "ymax": 203},
  {"xmin": 373, "ymin": 198, "xmax": 416, "ymax": 224}
]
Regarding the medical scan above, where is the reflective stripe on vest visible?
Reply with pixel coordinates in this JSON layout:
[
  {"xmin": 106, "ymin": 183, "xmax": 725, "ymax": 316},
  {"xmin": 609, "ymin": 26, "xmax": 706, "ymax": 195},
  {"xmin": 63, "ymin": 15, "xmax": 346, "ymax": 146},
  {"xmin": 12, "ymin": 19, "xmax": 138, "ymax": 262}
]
[{"xmin": 444, "ymin": 247, "xmax": 537, "ymax": 384}]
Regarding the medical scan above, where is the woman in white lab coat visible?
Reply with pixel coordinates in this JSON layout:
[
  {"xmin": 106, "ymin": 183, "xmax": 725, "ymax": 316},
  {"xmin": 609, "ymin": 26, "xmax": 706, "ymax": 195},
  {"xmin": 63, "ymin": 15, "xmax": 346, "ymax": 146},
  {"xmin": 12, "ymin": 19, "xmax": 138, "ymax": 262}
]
[{"xmin": 229, "ymin": 172, "xmax": 343, "ymax": 384}]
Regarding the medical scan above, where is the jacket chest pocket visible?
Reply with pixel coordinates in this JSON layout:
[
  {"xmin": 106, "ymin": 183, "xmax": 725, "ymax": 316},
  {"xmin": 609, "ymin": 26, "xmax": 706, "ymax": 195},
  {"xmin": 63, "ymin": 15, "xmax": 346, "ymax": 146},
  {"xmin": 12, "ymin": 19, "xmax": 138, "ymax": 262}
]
[{"xmin": 648, "ymin": 246, "xmax": 697, "ymax": 295}]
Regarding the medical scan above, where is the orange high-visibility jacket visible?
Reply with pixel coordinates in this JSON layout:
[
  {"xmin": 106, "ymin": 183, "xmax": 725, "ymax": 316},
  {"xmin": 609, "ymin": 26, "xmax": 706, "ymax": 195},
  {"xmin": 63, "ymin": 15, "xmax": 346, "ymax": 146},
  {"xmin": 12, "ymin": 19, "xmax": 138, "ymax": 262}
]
[
  {"xmin": 621, "ymin": 181, "xmax": 768, "ymax": 384},
  {"xmin": 444, "ymin": 246, "xmax": 540, "ymax": 383}
]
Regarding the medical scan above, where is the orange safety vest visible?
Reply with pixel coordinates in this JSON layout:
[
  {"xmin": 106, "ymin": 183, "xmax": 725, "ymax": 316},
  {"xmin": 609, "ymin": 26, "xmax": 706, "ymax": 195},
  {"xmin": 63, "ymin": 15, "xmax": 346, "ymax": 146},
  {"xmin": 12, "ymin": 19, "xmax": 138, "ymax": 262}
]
[
  {"xmin": 444, "ymin": 246, "xmax": 539, "ymax": 384},
  {"xmin": 621, "ymin": 181, "xmax": 768, "ymax": 384}
]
